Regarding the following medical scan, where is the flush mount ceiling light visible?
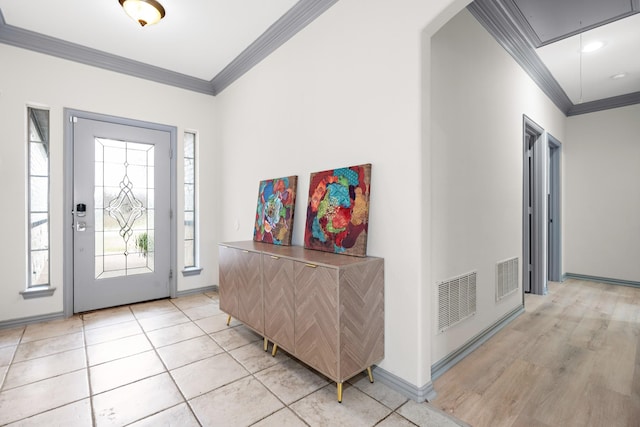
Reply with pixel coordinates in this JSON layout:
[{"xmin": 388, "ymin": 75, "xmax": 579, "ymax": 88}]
[
  {"xmin": 610, "ymin": 72, "xmax": 627, "ymax": 80},
  {"xmin": 119, "ymin": 0, "xmax": 166, "ymax": 27},
  {"xmin": 581, "ymin": 41, "xmax": 604, "ymax": 53}
]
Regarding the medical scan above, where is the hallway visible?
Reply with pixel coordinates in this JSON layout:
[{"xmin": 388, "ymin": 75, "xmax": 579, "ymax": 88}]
[{"xmin": 433, "ymin": 279, "xmax": 640, "ymax": 427}]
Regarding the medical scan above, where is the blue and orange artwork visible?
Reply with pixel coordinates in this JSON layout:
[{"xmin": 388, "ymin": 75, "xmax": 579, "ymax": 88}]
[
  {"xmin": 304, "ymin": 164, "xmax": 371, "ymax": 257},
  {"xmin": 254, "ymin": 176, "xmax": 297, "ymax": 245}
]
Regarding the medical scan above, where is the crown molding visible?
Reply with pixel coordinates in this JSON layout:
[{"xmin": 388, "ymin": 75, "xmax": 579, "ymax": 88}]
[
  {"xmin": 210, "ymin": 0, "xmax": 339, "ymax": 95},
  {"xmin": 0, "ymin": 1, "xmax": 339, "ymax": 97},
  {"xmin": 2, "ymin": 1, "xmax": 636, "ymax": 113},
  {"xmin": 567, "ymin": 91, "xmax": 640, "ymax": 116},
  {"xmin": 0, "ymin": 9, "xmax": 214, "ymax": 95},
  {"xmin": 467, "ymin": 0, "xmax": 573, "ymax": 115},
  {"xmin": 468, "ymin": 0, "xmax": 640, "ymax": 116}
]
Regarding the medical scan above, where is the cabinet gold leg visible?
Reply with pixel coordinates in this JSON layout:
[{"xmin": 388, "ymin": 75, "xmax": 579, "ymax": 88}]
[
  {"xmin": 226, "ymin": 315, "xmax": 231, "ymax": 326},
  {"xmin": 366, "ymin": 366, "xmax": 374, "ymax": 383},
  {"xmin": 271, "ymin": 343, "xmax": 278, "ymax": 357},
  {"xmin": 263, "ymin": 337, "xmax": 268, "ymax": 351},
  {"xmin": 337, "ymin": 382, "xmax": 343, "ymax": 403}
]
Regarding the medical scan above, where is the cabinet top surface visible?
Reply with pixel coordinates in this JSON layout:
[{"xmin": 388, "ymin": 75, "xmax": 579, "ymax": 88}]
[{"xmin": 220, "ymin": 241, "xmax": 383, "ymax": 267}]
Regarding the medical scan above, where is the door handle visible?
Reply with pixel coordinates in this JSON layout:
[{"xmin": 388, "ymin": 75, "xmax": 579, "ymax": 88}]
[
  {"xmin": 74, "ymin": 203, "xmax": 88, "ymax": 231},
  {"xmin": 74, "ymin": 203, "xmax": 87, "ymax": 217}
]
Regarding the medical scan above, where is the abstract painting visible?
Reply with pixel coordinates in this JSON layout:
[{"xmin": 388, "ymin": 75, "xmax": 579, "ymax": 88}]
[
  {"xmin": 253, "ymin": 176, "xmax": 297, "ymax": 245},
  {"xmin": 304, "ymin": 164, "xmax": 371, "ymax": 257}
]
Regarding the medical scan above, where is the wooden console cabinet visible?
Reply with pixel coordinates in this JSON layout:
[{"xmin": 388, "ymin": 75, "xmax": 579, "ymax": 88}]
[{"xmin": 218, "ymin": 241, "xmax": 384, "ymax": 402}]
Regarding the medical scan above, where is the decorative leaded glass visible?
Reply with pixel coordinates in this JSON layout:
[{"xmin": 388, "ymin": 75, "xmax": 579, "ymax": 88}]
[{"xmin": 95, "ymin": 138, "xmax": 155, "ymax": 278}]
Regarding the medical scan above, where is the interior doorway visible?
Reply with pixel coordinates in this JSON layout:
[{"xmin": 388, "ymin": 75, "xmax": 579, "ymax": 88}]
[
  {"xmin": 547, "ymin": 135, "xmax": 562, "ymax": 282},
  {"xmin": 523, "ymin": 115, "xmax": 546, "ymax": 295}
]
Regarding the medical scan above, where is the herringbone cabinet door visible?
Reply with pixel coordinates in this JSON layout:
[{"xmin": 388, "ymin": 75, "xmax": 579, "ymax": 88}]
[
  {"xmin": 219, "ymin": 241, "xmax": 385, "ymax": 392},
  {"xmin": 340, "ymin": 260, "xmax": 385, "ymax": 378},
  {"xmin": 218, "ymin": 246, "xmax": 239, "ymax": 318},
  {"xmin": 237, "ymin": 250, "xmax": 263, "ymax": 333},
  {"xmin": 294, "ymin": 262, "xmax": 339, "ymax": 379},
  {"xmin": 263, "ymin": 255, "xmax": 295, "ymax": 351}
]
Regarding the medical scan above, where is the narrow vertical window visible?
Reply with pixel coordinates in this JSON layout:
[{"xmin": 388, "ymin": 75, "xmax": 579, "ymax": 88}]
[
  {"xmin": 28, "ymin": 108, "xmax": 50, "ymax": 287},
  {"xmin": 183, "ymin": 131, "xmax": 197, "ymax": 270}
]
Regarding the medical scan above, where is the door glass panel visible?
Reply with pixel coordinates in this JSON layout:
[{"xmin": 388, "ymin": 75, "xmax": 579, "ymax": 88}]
[{"xmin": 95, "ymin": 138, "xmax": 155, "ymax": 279}]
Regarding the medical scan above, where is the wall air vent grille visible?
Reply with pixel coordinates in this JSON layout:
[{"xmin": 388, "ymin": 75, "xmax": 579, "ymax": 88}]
[
  {"xmin": 438, "ymin": 271, "xmax": 477, "ymax": 333},
  {"xmin": 496, "ymin": 257, "xmax": 519, "ymax": 301}
]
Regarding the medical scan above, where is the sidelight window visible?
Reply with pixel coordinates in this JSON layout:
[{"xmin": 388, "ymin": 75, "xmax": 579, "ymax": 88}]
[
  {"xmin": 183, "ymin": 131, "xmax": 199, "ymax": 272},
  {"xmin": 27, "ymin": 107, "xmax": 50, "ymax": 288}
]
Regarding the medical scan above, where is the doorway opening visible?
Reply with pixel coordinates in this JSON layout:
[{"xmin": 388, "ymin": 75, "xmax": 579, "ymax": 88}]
[
  {"xmin": 547, "ymin": 134, "xmax": 562, "ymax": 282},
  {"xmin": 523, "ymin": 115, "xmax": 545, "ymax": 295},
  {"xmin": 523, "ymin": 115, "xmax": 562, "ymax": 295}
]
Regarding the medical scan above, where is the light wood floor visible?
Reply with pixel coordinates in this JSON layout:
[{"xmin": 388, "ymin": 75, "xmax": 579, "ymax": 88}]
[{"xmin": 432, "ymin": 279, "xmax": 640, "ymax": 427}]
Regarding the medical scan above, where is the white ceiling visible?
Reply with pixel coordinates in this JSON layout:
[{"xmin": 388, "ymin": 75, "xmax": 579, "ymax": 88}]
[
  {"xmin": 0, "ymin": 0, "xmax": 638, "ymax": 108},
  {"xmin": 0, "ymin": 0, "xmax": 298, "ymax": 81},
  {"xmin": 536, "ymin": 13, "xmax": 640, "ymax": 104}
]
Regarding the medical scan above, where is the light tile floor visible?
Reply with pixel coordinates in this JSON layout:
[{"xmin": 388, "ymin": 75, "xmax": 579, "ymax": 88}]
[{"xmin": 0, "ymin": 292, "xmax": 464, "ymax": 426}]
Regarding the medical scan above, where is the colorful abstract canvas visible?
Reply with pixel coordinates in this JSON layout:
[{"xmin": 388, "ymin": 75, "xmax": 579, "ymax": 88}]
[
  {"xmin": 304, "ymin": 164, "xmax": 371, "ymax": 257},
  {"xmin": 253, "ymin": 176, "xmax": 297, "ymax": 245}
]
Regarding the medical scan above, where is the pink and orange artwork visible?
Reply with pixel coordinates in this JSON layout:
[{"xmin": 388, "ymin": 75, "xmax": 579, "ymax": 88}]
[
  {"xmin": 304, "ymin": 164, "xmax": 371, "ymax": 257},
  {"xmin": 253, "ymin": 176, "xmax": 297, "ymax": 245}
]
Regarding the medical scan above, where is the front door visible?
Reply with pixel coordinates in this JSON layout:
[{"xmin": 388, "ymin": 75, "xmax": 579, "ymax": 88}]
[{"xmin": 73, "ymin": 117, "xmax": 171, "ymax": 313}]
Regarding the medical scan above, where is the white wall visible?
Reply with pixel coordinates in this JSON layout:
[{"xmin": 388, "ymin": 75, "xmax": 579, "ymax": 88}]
[
  {"xmin": 215, "ymin": 0, "xmax": 469, "ymax": 389},
  {"xmin": 5, "ymin": 0, "xmax": 608, "ymax": 395},
  {"xmin": 430, "ymin": 10, "xmax": 566, "ymax": 362},
  {"xmin": 565, "ymin": 104, "xmax": 640, "ymax": 282},
  {"xmin": 0, "ymin": 44, "xmax": 219, "ymax": 323},
  {"xmin": 0, "ymin": 0, "xmax": 473, "ymax": 392}
]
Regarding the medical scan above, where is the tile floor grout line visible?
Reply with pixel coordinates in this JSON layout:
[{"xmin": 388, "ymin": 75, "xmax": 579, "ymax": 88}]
[
  {"xmin": 184, "ymin": 296, "xmax": 268, "ymax": 423},
  {"xmin": 0, "ymin": 326, "xmax": 25, "ymax": 392},
  {"xmin": 173, "ymin": 298, "xmax": 304, "ymax": 426},
  {"xmin": 374, "ymin": 411, "xmax": 419, "ymax": 427},
  {"xmin": 173, "ymin": 298, "xmax": 263, "ymax": 426},
  {"xmin": 7, "ymin": 323, "xmax": 76, "ymax": 368},
  {"xmin": 244, "ymin": 350, "xmax": 313, "ymax": 427},
  {"xmin": 135, "ymin": 299, "xmax": 205, "ymax": 427},
  {"xmin": 2, "ymin": 293, "xmax": 453, "ymax": 426},
  {"xmin": 120, "ymin": 402, "xmax": 195, "ymax": 427},
  {"xmin": 0, "ymin": 365, "xmax": 89, "ymax": 393},
  {"xmin": 0, "ymin": 315, "xmax": 93, "ymax": 426},
  {"xmin": 1, "ymin": 342, "xmax": 88, "ymax": 394},
  {"xmin": 161, "ymin": 290, "xmax": 230, "ymax": 427},
  {"xmin": 6, "ymin": 343, "xmax": 86, "ymax": 367},
  {"xmin": 86, "ymin": 305, "xmax": 172, "ymax": 426},
  {"xmin": 84, "ymin": 309, "xmax": 105, "ymax": 427},
  {"xmin": 2, "ymin": 396, "xmax": 92, "ymax": 426},
  {"xmin": 213, "ymin": 314, "xmax": 404, "ymax": 426}
]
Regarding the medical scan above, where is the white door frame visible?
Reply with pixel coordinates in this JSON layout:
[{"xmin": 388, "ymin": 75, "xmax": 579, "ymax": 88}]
[
  {"xmin": 523, "ymin": 115, "xmax": 547, "ymax": 296},
  {"xmin": 63, "ymin": 109, "xmax": 178, "ymax": 317},
  {"xmin": 547, "ymin": 134, "xmax": 562, "ymax": 282}
]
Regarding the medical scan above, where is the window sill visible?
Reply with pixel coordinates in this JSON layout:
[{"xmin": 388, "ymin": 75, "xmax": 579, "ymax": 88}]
[
  {"xmin": 182, "ymin": 267, "xmax": 203, "ymax": 277},
  {"xmin": 20, "ymin": 286, "xmax": 57, "ymax": 299}
]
